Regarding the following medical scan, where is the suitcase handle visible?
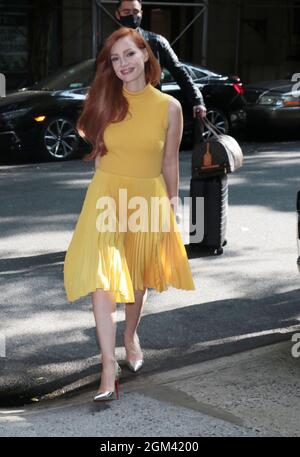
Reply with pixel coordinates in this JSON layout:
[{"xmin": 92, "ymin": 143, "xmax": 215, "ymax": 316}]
[{"xmin": 200, "ymin": 117, "xmax": 224, "ymax": 138}]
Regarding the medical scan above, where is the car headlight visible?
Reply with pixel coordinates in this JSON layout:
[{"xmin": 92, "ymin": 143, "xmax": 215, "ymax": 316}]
[
  {"xmin": 2, "ymin": 107, "xmax": 32, "ymax": 120},
  {"xmin": 258, "ymin": 95, "xmax": 284, "ymax": 106}
]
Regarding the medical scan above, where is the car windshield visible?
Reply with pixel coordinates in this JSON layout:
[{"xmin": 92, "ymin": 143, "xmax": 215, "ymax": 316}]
[
  {"xmin": 161, "ymin": 65, "xmax": 222, "ymax": 83},
  {"xmin": 30, "ymin": 60, "xmax": 96, "ymax": 91},
  {"xmin": 188, "ymin": 65, "xmax": 221, "ymax": 80},
  {"xmin": 161, "ymin": 66, "xmax": 192, "ymax": 83}
]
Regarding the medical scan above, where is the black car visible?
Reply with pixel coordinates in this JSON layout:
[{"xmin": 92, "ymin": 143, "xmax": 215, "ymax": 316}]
[
  {"xmin": 0, "ymin": 59, "xmax": 246, "ymax": 161},
  {"xmin": 244, "ymin": 79, "xmax": 300, "ymax": 130},
  {"xmin": 162, "ymin": 63, "xmax": 246, "ymax": 140}
]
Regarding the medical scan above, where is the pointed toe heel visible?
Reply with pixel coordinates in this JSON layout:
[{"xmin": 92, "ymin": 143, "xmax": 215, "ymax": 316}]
[
  {"xmin": 125, "ymin": 358, "xmax": 144, "ymax": 372},
  {"xmin": 93, "ymin": 361, "xmax": 121, "ymax": 402}
]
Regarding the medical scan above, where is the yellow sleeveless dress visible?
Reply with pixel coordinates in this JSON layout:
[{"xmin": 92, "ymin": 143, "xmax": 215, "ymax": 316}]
[{"xmin": 63, "ymin": 82, "xmax": 195, "ymax": 303}]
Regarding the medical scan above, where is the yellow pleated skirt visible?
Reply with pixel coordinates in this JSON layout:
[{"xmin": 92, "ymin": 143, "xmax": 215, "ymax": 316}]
[{"xmin": 63, "ymin": 168, "xmax": 195, "ymax": 303}]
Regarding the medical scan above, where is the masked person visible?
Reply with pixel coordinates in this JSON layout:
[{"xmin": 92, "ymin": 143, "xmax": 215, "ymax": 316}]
[{"xmin": 115, "ymin": 0, "xmax": 207, "ymax": 120}]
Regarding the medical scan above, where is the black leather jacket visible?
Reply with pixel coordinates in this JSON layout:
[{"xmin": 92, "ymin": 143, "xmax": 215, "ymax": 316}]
[{"xmin": 137, "ymin": 27, "xmax": 205, "ymax": 107}]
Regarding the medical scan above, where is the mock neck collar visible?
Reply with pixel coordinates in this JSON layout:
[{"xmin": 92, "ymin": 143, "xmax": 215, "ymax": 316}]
[{"xmin": 123, "ymin": 82, "xmax": 152, "ymax": 97}]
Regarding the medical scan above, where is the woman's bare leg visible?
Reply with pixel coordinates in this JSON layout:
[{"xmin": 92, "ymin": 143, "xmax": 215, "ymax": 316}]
[
  {"xmin": 92, "ymin": 288, "xmax": 117, "ymax": 392},
  {"xmin": 124, "ymin": 288, "xmax": 147, "ymax": 362}
]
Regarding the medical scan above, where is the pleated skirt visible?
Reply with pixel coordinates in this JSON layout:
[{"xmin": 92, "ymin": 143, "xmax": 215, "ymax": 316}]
[{"xmin": 63, "ymin": 168, "xmax": 195, "ymax": 303}]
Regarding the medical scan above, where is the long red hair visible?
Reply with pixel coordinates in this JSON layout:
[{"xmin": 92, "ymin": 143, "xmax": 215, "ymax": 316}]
[{"xmin": 77, "ymin": 27, "xmax": 161, "ymax": 161}]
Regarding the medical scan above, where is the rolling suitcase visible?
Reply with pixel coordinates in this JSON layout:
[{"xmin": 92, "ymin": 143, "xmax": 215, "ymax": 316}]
[
  {"xmin": 189, "ymin": 174, "xmax": 228, "ymax": 255},
  {"xmin": 188, "ymin": 117, "xmax": 242, "ymax": 254}
]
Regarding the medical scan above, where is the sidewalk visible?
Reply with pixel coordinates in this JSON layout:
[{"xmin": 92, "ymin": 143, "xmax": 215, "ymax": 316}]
[
  {"xmin": 0, "ymin": 340, "xmax": 299, "ymax": 437},
  {"xmin": 1, "ymin": 144, "xmax": 300, "ymax": 436}
]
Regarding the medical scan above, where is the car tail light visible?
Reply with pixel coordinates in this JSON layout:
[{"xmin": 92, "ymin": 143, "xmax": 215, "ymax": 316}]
[{"xmin": 233, "ymin": 83, "xmax": 245, "ymax": 95}]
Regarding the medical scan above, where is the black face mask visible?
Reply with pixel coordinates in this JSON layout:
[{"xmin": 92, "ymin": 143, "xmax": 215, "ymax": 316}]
[{"xmin": 119, "ymin": 14, "xmax": 142, "ymax": 29}]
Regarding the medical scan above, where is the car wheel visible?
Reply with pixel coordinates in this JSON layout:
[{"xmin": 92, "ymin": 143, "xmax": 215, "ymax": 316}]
[
  {"xmin": 39, "ymin": 117, "xmax": 79, "ymax": 161},
  {"xmin": 202, "ymin": 109, "xmax": 229, "ymax": 141}
]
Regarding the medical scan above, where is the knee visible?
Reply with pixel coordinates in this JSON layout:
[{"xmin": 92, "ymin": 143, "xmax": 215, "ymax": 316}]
[{"xmin": 92, "ymin": 288, "xmax": 117, "ymax": 307}]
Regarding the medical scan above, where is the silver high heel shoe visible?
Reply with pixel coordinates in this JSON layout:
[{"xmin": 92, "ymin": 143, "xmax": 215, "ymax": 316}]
[
  {"xmin": 125, "ymin": 358, "xmax": 144, "ymax": 372},
  {"xmin": 93, "ymin": 361, "xmax": 122, "ymax": 402},
  {"xmin": 124, "ymin": 334, "xmax": 144, "ymax": 372}
]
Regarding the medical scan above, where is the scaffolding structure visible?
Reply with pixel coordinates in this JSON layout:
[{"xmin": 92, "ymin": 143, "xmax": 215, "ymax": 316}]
[
  {"xmin": 93, "ymin": 0, "xmax": 209, "ymax": 66},
  {"xmin": 1, "ymin": 0, "xmax": 298, "ymax": 82}
]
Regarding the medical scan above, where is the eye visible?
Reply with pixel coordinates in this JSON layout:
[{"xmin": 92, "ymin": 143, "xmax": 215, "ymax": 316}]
[
  {"xmin": 127, "ymin": 52, "xmax": 135, "ymax": 57},
  {"xmin": 111, "ymin": 57, "xmax": 118, "ymax": 63}
]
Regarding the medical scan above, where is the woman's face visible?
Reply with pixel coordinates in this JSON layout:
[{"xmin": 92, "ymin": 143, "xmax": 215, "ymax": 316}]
[{"xmin": 110, "ymin": 36, "xmax": 148, "ymax": 84}]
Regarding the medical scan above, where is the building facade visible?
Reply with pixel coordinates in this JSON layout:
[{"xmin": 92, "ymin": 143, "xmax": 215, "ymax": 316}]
[{"xmin": 0, "ymin": 0, "xmax": 299, "ymax": 90}]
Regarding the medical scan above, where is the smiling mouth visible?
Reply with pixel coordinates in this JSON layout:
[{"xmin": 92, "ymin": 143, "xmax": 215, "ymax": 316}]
[{"xmin": 121, "ymin": 68, "xmax": 134, "ymax": 75}]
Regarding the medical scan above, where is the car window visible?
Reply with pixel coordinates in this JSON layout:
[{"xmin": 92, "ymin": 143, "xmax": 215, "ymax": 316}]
[
  {"xmin": 161, "ymin": 68, "xmax": 175, "ymax": 83},
  {"xmin": 161, "ymin": 65, "xmax": 209, "ymax": 83},
  {"xmin": 189, "ymin": 67, "xmax": 208, "ymax": 80},
  {"xmin": 32, "ymin": 60, "xmax": 95, "ymax": 91}
]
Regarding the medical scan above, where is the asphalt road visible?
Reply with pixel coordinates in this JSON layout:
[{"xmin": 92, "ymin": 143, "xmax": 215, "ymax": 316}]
[
  {"xmin": 0, "ymin": 140, "xmax": 300, "ymax": 407},
  {"xmin": 1, "ymin": 341, "xmax": 298, "ymax": 437}
]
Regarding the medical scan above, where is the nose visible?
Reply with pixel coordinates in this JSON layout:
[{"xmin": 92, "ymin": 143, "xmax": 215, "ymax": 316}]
[{"xmin": 120, "ymin": 57, "xmax": 129, "ymax": 68}]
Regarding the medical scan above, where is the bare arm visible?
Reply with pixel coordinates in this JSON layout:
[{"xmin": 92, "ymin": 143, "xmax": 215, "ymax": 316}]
[{"xmin": 162, "ymin": 98, "xmax": 183, "ymax": 214}]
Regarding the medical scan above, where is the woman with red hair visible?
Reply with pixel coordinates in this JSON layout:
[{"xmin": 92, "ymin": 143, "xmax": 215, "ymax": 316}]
[{"xmin": 63, "ymin": 27, "xmax": 195, "ymax": 402}]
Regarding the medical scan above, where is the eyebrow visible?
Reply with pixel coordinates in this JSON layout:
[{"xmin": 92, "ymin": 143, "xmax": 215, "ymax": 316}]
[{"xmin": 111, "ymin": 48, "xmax": 135, "ymax": 57}]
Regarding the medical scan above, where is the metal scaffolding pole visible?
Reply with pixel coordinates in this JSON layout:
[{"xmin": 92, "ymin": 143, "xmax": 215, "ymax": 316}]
[
  {"xmin": 92, "ymin": 0, "xmax": 98, "ymax": 57},
  {"xmin": 95, "ymin": 0, "xmax": 209, "ymax": 66},
  {"xmin": 202, "ymin": 1, "xmax": 208, "ymax": 67},
  {"xmin": 235, "ymin": 0, "xmax": 242, "ymax": 74}
]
